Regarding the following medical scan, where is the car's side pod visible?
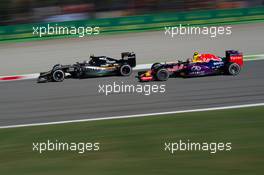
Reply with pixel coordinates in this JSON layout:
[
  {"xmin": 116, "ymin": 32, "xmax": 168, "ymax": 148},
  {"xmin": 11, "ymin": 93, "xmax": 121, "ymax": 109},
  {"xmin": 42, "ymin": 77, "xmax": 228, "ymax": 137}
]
[
  {"xmin": 121, "ymin": 52, "xmax": 136, "ymax": 67},
  {"xmin": 225, "ymin": 50, "xmax": 244, "ymax": 67}
]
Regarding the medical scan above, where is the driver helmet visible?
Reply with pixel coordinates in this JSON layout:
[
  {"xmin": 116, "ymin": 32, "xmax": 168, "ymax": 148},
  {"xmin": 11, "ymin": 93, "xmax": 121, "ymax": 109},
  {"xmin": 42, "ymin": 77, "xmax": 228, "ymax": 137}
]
[
  {"xmin": 193, "ymin": 52, "xmax": 200, "ymax": 61},
  {"xmin": 193, "ymin": 52, "xmax": 199, "ymax": 56}
]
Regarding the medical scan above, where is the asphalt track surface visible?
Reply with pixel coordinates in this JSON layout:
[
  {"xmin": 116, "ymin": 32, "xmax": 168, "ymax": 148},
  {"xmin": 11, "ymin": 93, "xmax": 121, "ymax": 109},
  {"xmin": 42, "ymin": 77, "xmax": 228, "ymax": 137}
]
[
  {"xmin": 0, "ymin": 60, "xmax": 264, "ymax": 127},
  {"xmin": 0, "ymin": 23, "xmax": 264, "ymax": 75}
]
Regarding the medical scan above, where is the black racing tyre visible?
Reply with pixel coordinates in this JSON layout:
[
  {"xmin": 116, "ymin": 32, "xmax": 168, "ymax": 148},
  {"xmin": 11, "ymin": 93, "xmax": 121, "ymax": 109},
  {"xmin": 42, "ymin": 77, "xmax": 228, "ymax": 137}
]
[
  {"xmin": 156, "ymin": 69, "xmax": 169, "ymax": 81},
  {"xmin": 226, "ymin": 63, "xmax": 241, "ymax": 76},
  {"xmin": 120, "ymin": 64, "xmax": 132, "ymax": 76},
  {"xmin": 52, "ymin": 70, "xmax": 65, "ymax": 82},
  {"xmin": 151, "ymin": 62, "xmax": 162, "ymax": 70}
]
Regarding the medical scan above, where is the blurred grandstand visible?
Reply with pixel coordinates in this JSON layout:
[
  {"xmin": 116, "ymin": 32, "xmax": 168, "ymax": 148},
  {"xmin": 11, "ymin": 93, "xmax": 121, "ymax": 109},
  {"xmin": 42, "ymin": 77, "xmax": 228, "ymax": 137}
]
[{"xmin": 0, "ymin": 0, "xmax": 263, "ymax": 26}]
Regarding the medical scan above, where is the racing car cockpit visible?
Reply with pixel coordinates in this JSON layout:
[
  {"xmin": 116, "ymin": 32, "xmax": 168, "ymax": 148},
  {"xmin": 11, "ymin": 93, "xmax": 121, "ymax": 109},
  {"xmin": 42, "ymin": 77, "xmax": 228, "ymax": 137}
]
[
  {"xmin": 88, "ymin": 56, "xmax": 117, "ymax": 67},
  {"xmin": 88, "ymin": 56, "xmax": 105, "ymax": 66}
]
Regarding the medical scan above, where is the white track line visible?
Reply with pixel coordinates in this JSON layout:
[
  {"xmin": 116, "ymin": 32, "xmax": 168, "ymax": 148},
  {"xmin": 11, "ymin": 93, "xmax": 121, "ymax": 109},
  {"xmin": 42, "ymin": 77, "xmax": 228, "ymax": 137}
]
[
  {"xmin": 244, "ymin": 54, "xmax": 264, "ymax": 58},
  {"xmin": 0, "ymin": 103, "xmax": 263, "ymax": 129},
  {"xmin": 244, "ymin": 57, "xmax": 264, "ymax": 61}
]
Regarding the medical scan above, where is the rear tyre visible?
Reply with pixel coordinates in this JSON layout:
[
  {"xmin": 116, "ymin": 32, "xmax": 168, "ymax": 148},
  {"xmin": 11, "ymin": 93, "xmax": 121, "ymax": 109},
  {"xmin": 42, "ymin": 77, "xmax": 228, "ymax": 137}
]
[
  {"xmin": 151, "ymin": 62, "xmax": 162, "ymax": 70},
  {"xmin": 226, "ymin": 63, "xmax": 241, "ymax": 76},
  {"xmin": 52, "ymin": 70, "xmax": 65, "ymax": 82},
  {"xmin": 120, "ymin": 64, "xmax": 132, "ymax": 76},
  {"xmin": 156, "ymin": 69, "xmax": 169, "ymax": 81}
]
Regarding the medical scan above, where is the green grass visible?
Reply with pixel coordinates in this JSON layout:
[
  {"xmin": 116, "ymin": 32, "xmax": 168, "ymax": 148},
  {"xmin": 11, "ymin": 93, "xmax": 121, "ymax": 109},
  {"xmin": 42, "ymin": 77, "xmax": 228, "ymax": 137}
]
[{"xmin": 0, "ymin": 107, "xmax": 264, "ymax": 175}]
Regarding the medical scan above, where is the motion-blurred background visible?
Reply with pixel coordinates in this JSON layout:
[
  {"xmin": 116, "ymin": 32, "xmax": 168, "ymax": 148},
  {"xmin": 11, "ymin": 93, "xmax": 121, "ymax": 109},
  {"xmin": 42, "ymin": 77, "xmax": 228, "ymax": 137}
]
[
  {"xmin": 0, "ymin": 0, "xmax": 263, "ymax": 75},
  {"xmin": 1, "ymin": 0, "xmax": 264, "ymax": 25}
]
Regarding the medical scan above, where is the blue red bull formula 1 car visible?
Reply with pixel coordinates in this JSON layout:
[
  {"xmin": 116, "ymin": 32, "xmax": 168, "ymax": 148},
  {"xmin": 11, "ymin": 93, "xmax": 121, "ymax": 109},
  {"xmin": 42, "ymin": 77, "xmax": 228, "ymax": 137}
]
[{"xmin": 137, "ymin": 50, "xmax": 244, "ymax": 82}]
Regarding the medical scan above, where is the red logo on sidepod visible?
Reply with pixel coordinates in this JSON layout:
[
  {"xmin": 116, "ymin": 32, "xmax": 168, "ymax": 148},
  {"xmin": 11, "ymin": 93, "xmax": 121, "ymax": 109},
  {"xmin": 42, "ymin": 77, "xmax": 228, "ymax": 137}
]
[{"xmin": 200, "ymin": 54, "xmax": 222, "ymax": 62}]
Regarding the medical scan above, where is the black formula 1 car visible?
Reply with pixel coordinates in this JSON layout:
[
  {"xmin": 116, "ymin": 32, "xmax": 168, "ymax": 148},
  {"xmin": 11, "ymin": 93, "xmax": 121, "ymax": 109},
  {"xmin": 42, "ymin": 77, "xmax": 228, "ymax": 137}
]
[
  {"xmin": 137, "ymin": 50, "xmax": 243, "ymax": 82},
  {"xmin": 38, "ymin": 52, "xmax": 136, "ymax": 83}
]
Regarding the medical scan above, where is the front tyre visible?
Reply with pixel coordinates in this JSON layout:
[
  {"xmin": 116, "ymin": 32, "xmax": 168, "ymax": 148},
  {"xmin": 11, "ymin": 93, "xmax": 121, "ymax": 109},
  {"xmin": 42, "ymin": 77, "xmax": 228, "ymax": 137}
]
[
  {"xmin": 226, "ymin": 63, "xmax": 241, "ymax": 76},
  {"xmin": 120, "ymin": 64, "xmax": 132, "ymax": 76},
  {"xmin": 52, "ymin": 70, "xmax": 65, "ymax": 82},
  {"xmin": 156, "ymin": 69, "xmax": 169, "ymax": 81},
  {"xmin": 151, "ymin": 62, "xmax": 162, "ymax": 70}
]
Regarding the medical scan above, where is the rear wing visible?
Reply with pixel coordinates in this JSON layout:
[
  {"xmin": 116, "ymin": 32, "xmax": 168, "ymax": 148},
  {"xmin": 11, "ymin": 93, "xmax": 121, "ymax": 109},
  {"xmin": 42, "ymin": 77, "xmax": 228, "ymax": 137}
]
[
  {"xmin": 121, "ymin": 52, "xmax": 136, "ymax": 67},
  {"xmin": 225, "ymin": 50, "xmax": 243, "ymax": 66}
]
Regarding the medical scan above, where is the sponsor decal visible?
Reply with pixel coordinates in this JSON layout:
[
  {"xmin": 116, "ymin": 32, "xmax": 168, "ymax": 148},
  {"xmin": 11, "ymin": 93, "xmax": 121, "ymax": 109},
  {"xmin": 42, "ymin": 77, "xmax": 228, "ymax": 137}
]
[
  {"xmin": 230, "ymin": 56, "xmax": 242, "ymax": 60},
  {"xmin": 200, "ymin": 54, "xmax": 222, "ymax": 62},
  {"xmin": 213, "ymin": 62, "xmax": 224, "ymax": 66},
  {"xmin": 84, "ymin": 66, "xmax": 109, "ymax": 70},
  {"xmin": 191, "ymin": 66, "xmax": 202, "ymax": 71}
]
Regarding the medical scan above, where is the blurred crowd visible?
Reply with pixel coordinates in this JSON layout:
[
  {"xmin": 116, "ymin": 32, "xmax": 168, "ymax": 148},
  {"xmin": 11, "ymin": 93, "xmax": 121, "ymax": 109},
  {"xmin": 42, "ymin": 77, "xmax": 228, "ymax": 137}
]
[{"xmin": 0, "ymin": 0, "xmax": 263, "ymax": 25}]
